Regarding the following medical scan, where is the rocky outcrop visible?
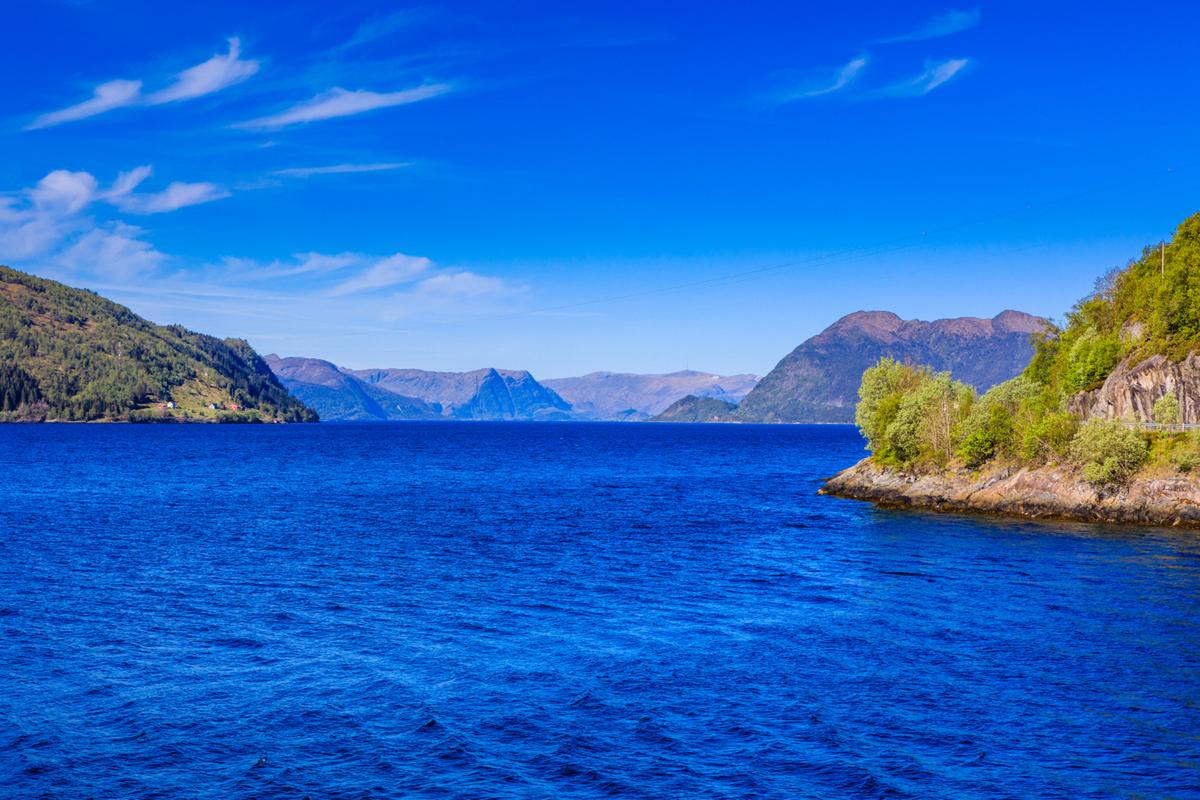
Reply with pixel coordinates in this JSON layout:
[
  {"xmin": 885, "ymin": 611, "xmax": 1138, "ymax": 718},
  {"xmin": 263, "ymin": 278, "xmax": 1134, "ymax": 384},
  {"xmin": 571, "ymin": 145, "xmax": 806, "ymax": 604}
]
[
  {"xmin": 1069, "ymin": 352, "xmax": 1200, "ymax": 424},
  {"xmin": 820, "ymin": 459, "xmax": 1200, "ymax": 528}
]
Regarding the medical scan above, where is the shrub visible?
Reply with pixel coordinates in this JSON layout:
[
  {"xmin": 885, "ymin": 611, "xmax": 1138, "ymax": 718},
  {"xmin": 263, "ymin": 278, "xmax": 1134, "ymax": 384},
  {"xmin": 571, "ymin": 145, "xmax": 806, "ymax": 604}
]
[
  {"xmin": 1020, "ymin": 410, "xmax": 1077, "ymax": 462},
  {"xmin": 954, "ymin": 377, "xmax": 1040, "ymax": 468},
  {"xmin": 1070, "ymin": 420, "xmax": 1149, "ymax": 488},
  {"xmin": 1154, "ymin": 392, "xmax": 1182, "ymax": 426}
]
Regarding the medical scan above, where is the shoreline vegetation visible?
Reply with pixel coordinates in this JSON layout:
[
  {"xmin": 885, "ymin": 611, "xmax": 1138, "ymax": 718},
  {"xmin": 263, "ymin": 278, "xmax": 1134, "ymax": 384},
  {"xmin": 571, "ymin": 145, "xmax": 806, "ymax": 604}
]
[{"xmin": 822, "ymin": 212, "xmax": 1200, "ymax": 528}]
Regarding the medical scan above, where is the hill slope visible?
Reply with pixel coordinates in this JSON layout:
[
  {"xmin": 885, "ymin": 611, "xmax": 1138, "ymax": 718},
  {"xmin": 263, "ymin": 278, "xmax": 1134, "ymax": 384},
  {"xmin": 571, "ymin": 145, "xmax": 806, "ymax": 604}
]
[
  {"xmin": 543, "ymin": 370, "xmax": 758, "ymax": 420},
  {"xmin": 267, "ymin": 357, "xmax": 572, "ymax": 421},
  {"xmin": 735, "ymin": 310, "xmax": 1046, "ymax": 423},
  {"xmin": 650, "ymin": 394, "xmax": 737, "ymax": 422},
  {"xmin": 0, "ymin": 266, "xmax": 317, "ymax": 422}
]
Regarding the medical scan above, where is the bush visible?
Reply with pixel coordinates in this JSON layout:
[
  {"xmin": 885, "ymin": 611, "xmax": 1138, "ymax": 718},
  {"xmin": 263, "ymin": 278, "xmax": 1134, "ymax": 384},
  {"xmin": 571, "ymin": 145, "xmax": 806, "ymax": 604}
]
[
  {"xmin": 1020, "ymin": 410, "xmax": 1077, "ymax": 462},
  {"xmin": 954, "ymin": 377, "xmax": 1041, "ymax": 468},
  {"xmin": 1070, "ymin": 420, "xmax": 1149, "ymax": 488},
  {"xmin": 1154, "ymin": 392, "xmax": 1182, "ymax": 425}
]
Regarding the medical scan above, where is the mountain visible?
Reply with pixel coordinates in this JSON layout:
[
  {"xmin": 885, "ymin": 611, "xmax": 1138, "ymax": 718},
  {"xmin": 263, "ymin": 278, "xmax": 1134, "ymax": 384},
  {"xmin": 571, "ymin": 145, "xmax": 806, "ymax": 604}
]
[
  {"xmin": 543, "ymin": 370, "xmax": 758, "ymax": 421},
  {"xmin": 267, "ymin": 357, "xmax": 573, "ymax": 421},
  {"xmin": 0, "ymin": 266, "xmax": 317, "ymax": 422},
  {"xmin": 650, "ymin": 395, "xmax": 737, "ymax": 423},
  {"xmin": 735, "ymin": 310, "xmax": 1047, "ymax": 423},
  {"xmin": 264, "ymin": 356, "xmax": 439, "ymax": 421}
]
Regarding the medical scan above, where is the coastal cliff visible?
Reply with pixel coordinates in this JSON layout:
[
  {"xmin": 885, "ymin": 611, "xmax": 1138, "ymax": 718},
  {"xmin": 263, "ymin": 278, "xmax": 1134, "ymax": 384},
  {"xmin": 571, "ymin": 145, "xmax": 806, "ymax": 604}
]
[{"xmin": 820, "ymin": 459, "xmax": 1200, "ymax": 527}]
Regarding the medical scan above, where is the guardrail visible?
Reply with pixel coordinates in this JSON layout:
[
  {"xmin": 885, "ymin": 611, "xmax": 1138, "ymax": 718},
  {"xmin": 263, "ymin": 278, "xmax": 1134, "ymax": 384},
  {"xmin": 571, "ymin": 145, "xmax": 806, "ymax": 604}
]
[{"xmin": 1116, "ymin": 421, "xmax": 1200, "ymax": 432}]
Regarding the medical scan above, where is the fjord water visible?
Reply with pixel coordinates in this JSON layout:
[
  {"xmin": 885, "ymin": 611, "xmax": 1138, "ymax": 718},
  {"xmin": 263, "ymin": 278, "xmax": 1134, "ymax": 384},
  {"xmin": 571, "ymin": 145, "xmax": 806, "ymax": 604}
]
[{"xmin": 1, "ymin": 424, "xmax": 1197, "ymax": 799}]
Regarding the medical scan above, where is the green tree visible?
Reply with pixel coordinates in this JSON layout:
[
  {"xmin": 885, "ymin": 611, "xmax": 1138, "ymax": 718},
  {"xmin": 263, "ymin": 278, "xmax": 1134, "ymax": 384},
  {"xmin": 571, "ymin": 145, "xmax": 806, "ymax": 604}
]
[{"xmin": 1154, "ymin": 392, "xmax": 1181, "ymax": 426}]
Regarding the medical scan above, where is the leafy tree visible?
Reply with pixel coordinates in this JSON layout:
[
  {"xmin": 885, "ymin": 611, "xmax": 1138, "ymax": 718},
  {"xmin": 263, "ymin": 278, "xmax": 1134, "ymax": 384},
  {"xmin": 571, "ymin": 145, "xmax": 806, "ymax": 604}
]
[{"xmin": 1154, "ymin": 392, "xmax": 1181, "ymax": 426}]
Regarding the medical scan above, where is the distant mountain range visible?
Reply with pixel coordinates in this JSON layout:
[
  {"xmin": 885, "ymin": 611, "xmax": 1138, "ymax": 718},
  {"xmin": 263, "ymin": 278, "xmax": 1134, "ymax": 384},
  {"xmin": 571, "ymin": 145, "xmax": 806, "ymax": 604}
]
[
  {"xmin": 733, "ymin": 310, "xmax": 1047, "ymax": 423},
  {"xmin": 0, "ymin": 266, "xmax": 315, "ymax": 423},
  {"xmin": 266, "ymin": 356, "xmax": 572, "ymax": 421},
  {"xmin": 543, "ymin": 370, "xmax": 758, "ymax": 420},
  {"xmin": 0, "ymin": 262, "xmax": 1045, "ymax": 427},
  {"xmin": 269, "ymin": 310, "xmax": 1042, "ymax": 424}
]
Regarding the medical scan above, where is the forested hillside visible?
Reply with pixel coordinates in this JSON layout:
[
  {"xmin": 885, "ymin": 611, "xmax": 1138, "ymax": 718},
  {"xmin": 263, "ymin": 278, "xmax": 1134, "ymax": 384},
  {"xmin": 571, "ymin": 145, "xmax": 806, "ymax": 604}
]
[{"xmin": 0, "ymin": 266, "xmax": 317, "ymax": 422}]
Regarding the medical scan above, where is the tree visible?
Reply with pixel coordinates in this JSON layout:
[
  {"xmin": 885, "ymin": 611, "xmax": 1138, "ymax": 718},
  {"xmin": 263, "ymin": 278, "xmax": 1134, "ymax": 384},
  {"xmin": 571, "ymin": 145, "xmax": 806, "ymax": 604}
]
[{"xmin": 1154, "ymin": 392, "xmax": 1181, "ymax": 427}]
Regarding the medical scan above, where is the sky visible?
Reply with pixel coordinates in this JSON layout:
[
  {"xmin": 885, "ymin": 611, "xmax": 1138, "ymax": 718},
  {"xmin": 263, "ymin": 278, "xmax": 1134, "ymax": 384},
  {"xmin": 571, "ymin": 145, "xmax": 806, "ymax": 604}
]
[{"xmin": 2, "ymin": 1, "xmax": 1198, "ymax": 378}]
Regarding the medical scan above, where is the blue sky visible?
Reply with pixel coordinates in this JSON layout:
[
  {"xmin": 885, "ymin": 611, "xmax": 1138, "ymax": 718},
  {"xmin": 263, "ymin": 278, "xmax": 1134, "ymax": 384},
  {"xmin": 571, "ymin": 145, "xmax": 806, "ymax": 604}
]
[{"xmin": 2, "ymin": 1, "xmax": 1198, "ymax": 377}]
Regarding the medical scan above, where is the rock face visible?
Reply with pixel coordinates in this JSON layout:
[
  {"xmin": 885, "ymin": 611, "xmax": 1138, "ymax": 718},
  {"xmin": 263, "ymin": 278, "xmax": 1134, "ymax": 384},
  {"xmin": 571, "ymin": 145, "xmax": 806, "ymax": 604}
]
[
  {"xmin": 820, "ymin": 458, "xmax": 1200, "ymax": 528},
  {"xmin": 650, "ymin": 394, "xmax": 737, "ymax": 423},
  {"xmin": 267, "ymin": 356, "xmax": 572, "ymax": 421},
  {"xmin": 736, "ymin": 310, "xmax": 1047, "ymax": 423},
  {"xmin": 543, "ymin": 370, "xmax": 758, "ymax": 421},
  {"xmin": 1070, "ymin": 352, "xmax": 1200, "ymax": 423}
]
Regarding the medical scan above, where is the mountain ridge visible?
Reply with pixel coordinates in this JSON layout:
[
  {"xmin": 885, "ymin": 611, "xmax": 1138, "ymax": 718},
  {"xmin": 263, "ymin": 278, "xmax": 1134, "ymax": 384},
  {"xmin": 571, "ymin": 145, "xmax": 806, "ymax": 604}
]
[
  {"xmin": 267, "ymin": 356, "xmax": 572, "ymax": 421},
  {"xmin": 735, "ymin": 310, "xmax": 1047, "ymax": 423}
]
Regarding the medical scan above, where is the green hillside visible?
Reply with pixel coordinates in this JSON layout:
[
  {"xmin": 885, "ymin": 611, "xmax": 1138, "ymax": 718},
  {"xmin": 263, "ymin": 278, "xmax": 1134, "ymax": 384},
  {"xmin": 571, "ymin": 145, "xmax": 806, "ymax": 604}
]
[
  {"xmin": 853, "ymin": 211, "xmax": 1200, "ymax": 487},
  {"xmin": 0, "ymin": 266, "xmax": 317, "ymax": 423}
]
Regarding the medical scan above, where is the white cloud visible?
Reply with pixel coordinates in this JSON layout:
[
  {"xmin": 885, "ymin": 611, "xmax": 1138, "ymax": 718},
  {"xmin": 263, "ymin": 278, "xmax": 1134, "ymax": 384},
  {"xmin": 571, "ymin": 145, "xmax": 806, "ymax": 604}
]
[
  {"xmin": 773, "ymin": 56, "xmax": 868, "ymax": 103},
  {"xmin": 107, "ymin": 165, "xmax": 154, "ymax": 198},
  {"xmin": 225, "ymin": 251, "xmax": 364, "ymax": 281},
  {"xmin": 110, "ymin": 181, "xmax": 230, "ymax": 214},
  {"xmin": 879, "ymin": 9, "xmax": 981, "ymax": 43},
  {"xmin": 338, "ymin": 10, "xmax": 426, "ymax": 51},
  {"xmin": 0, "ymin": 166, "xmax": 227, "ymax": 278},
  {"xmin": 272, "ymin": 162, "xmax": 411, "ymax": 178},
  {"xmin": 412, "ymin": 271, "xmax": 507, "ymax": 298},
  {"xmin": 56, "ymin": 222, "xmax": 166, "ymax": 278},
  {"xmin": 26, "ymin": 38, "xmax": 259, "ymax": 130},
  {"xmin": 146, "ymin": 37, "xmax": 260, "ymax": 104},
  {"xmin": 238, "ymin": 84, "xmax": 452, "ymax": 129},
  {"xmin": 880, "ymin": 58, "xmax": 970, "ymax": 96},
  {"xmin": 26, "ymin": 79, "xmax": 143, "ymax": 130},
  {"xmin": 30, "ymin": 170, "xmax": 100, "ymax": 213},
  {"xmin": 329, "ymin": 253, "xmax": 432, "ymax": 295}
]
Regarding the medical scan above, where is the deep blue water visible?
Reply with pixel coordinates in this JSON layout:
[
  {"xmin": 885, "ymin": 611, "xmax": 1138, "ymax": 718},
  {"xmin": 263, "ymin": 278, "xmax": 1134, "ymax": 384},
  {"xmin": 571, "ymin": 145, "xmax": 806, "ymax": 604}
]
[{"xmin": 0, "ymin": 422, "xmax": 1198, "ymax": 799}]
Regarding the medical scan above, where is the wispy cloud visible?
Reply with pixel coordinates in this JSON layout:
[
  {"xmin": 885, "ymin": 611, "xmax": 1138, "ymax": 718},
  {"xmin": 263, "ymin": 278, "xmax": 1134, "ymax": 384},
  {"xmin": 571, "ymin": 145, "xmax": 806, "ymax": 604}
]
[
  {"xmin": 0, "ymin": 166, "xmax": 229, "ymax": 278},
  {"xmin": 272, "ymin": 162, "xmax": 411, "ymax": 178},
  {"xmin": 146, "ymin": 37, "xmax": 260, "ymax": 104},
  {"xmin": 878, "ymin": 58, "xmax": 970, "ymax": 97},
  {"xmin": 771, "ymin": 56, "xmax": 868, "ymax": 103},
  {"xmin": 237, "ymin": 84, "xmax": 452, "ymax": 129},
  {"xmin": 26, "ymin": 38, "xmax": 259, "ymax": 129},
  {"xmin": 337, "ymin": 9, "xmax": 429, "ymax": 51},
  {"xmin": 110, "ymin": 181, "xmax": 230, "ymax": 214},
  {"xmin": 329, "ymin": 253, "xmax": 432, "ymax": 295},
  {"xmin": 878, "ymin": 9, "xmax": 981, "ymax": 44},
  {"xmin": 27, "ymin": 79, "xmax": 143, "ymax": 130}
]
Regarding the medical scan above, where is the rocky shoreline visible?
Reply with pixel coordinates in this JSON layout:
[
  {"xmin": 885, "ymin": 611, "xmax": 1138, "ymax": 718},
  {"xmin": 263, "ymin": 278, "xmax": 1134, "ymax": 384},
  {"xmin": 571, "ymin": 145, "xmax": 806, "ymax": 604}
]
[{"xmin": 819, "ymin": 458, "xmax": 1200, "ymax": 528}]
